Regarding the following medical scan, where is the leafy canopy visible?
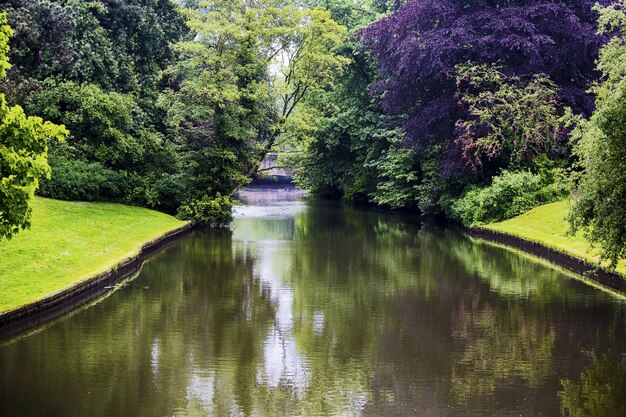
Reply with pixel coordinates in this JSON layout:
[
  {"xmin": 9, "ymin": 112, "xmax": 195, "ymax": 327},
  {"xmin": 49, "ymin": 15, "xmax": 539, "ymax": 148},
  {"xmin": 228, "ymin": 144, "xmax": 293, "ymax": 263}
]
[
  {"xmin": 1, "ymin": 0, "xmax": 189, "ymax": 213},
  {"xmin": 361, "ymin": 0, "xmax": 601, "ymax": 162},
  {"xmin": 0, "ymin": 0, "xmax": 188, "ymax": 97},
  {"xmin": 297, "ymin": 0, "xmax": 602, "ymax": 216},
  {"xmin": 160, "ymin": 0, "xmax": 348, "ymax": 221},
  {"xmin": 0, "ymin": 12, "xmax": 67, "ymax": 239},
  {"xmin": 454, "ymin": 64, "xmax": 569, "ymax": 173},
  {"xmin": 287, "ymin": 0, "xmax": 409, "ymax": 205},
  {"xmin": 569, "ymin": 0, "xmax": 626, "ymax": 267}
]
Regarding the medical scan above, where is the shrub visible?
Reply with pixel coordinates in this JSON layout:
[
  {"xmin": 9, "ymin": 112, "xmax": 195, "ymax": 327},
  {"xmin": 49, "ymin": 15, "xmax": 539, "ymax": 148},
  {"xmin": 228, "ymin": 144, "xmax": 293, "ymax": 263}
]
[
  {"xmin": 124, "ymin": 173, "xmax": 187, "ymax": 215},
  {"xmin": 38, "ymin": 157, "xmax": 125, "ymax": 201},
  {"xmin": 150, "ymin": 174, "xmax": 188, "ymax": 214},
  {"xmin": 451, "ymin": 169, "xmax": 568, "ymax": 226},
  {"xmin": 177, "ymin": 193, "xmax": 234, "ymax": 226}
]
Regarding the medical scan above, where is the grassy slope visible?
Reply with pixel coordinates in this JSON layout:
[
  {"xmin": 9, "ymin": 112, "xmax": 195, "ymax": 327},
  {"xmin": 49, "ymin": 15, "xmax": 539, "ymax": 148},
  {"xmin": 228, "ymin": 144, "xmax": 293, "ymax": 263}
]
[
  {"xmin": 0, "ymin": 198, "xmax": 187, "ymax": 313},
  {"xmin": 482, "ymin": 199, "xmax": 626, "ymax": 277}
]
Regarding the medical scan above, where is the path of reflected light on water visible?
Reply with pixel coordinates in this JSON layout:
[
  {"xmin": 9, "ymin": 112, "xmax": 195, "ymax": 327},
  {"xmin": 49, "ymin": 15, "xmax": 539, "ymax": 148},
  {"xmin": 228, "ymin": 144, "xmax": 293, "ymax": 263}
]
[{"xmin": 0, "ymin": 186, "xmax": 625, "ymax": 417}]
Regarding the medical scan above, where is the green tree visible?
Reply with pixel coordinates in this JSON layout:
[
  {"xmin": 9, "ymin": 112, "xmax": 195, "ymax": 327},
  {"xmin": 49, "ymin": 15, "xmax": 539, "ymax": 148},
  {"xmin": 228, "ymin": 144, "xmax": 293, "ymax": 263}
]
[
  {"xmin": 0, "ymin": 1, "xmax": 189, "ymax": 213},
  {"xmin": 287, "ymin": 0, "xmax": 408, "ymax": 205},
  {"xmin": 0, "ymin": 13, "xmax": 67, "ymax": 239},
  {"xmin": 31, "ymin": 81, "xmax": 171, "ymax": 171},
  {"xmin": 0, "ymin": 0, "xmax": 189, "ymax": 99},
  {"xmin": 569, "ymin": 0, "xmax": 626, "ymax": 267},
  {"xmin": 30, "ymin": 81, "xmax": 183, "ymax": 210},
  {"xmin": 160, "ymin": 0, "xmax": 347, "ymax": 221}
]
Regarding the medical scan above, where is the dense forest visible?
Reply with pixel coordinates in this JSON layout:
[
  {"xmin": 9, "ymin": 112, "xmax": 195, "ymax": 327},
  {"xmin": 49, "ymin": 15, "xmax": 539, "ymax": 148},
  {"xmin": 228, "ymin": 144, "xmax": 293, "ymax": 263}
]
[{"xmin": 2, "ymin": 0, "xmax": 626, "ymax": 266}]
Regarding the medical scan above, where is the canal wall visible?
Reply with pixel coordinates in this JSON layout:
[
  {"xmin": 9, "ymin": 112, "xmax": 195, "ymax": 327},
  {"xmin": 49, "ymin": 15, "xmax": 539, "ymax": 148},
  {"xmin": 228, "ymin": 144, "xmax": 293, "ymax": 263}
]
[
  {"xmin": 467, "ymin": 227, "xmax": 626, "ymax": 294},
  {"xmin": 0, "ymin": 223, "xmax": 194, "ymax": 340}
]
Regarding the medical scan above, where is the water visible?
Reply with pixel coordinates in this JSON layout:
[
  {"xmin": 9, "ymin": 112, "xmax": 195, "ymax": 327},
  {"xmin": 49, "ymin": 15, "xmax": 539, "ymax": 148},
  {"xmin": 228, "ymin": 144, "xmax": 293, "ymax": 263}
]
[{"xmin": 0, "ymin": 190, "xmax": 625, "ymax": 416}]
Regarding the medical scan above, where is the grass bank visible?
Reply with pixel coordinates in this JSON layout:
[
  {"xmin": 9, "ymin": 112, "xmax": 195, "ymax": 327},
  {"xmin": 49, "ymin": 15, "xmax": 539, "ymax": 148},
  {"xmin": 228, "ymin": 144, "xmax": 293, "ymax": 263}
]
[
  {"xmin": 481, "ymin": 199, "xmax": 626, "ymax": 277},
  {"xmin": 0, "ymin": 198, "xmax": 187, "ymax": 313}
]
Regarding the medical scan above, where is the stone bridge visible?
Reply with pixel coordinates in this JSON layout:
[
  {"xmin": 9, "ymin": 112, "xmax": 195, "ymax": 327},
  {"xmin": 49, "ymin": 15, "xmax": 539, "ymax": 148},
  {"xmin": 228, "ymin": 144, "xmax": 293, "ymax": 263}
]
[{"xmin": 255, "ymin": 152, "xmax": 293, "ymax": 184}]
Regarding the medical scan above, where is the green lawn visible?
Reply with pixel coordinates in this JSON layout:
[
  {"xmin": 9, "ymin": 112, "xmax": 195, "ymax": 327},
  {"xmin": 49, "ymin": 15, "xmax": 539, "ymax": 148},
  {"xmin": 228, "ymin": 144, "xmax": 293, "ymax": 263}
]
[
  {"xmin": 482, "ymin": 199, "xmax": 626, "ymax": 277},
  {"xmin": 0, "ymin": 198, "xmax": 187, "ymax": 313}
]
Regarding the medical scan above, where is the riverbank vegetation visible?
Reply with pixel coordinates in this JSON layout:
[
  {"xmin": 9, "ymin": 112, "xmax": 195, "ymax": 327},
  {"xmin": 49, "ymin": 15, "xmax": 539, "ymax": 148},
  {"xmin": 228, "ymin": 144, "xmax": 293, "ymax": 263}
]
[
  {"xmin": 0, "ymin": 198, "xmax": 185, "ymax": 313},
  {"xmin": 0, "ymin": 0, "xmax": 347, "ymax": 232},
  {"xmin": 482, "ymin": 200, "xmax": 626, "ymax": 277},
  {"xmin": 2, "ymin": 0, "xmax": 626, "ymax": 270},
  {"xmin": 0, "ymin": 12, "xmax": 67, "ymax": 240},
  {"xmin": 286, "ymin": 0, "xmax": 626, "ymax": 270}
]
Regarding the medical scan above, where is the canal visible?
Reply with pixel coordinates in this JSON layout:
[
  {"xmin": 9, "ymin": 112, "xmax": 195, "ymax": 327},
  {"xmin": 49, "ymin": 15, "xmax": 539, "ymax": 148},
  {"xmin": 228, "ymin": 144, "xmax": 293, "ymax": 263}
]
[{"xmin": 0, "ymin": 190, "xmax": 625, "ymax": 416}]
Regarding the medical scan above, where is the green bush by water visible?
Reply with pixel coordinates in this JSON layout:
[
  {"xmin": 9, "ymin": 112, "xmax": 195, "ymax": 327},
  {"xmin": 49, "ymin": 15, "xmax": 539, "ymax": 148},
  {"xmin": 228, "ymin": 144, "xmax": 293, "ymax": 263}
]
[
  {"xmin": 177, "ymin": 193, "xmax": 234, "ymax": 226},
  {"xmin": 451, "ymin": 169, "xmax": 568, "ymax": 226}
]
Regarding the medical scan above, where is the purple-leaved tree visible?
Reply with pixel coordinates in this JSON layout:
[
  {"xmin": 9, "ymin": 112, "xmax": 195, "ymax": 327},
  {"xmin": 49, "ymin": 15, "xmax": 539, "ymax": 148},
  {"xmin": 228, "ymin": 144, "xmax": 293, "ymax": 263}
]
[{"xmin": 361, "ymin": 0, "xmax": 605, "ymax": 175}]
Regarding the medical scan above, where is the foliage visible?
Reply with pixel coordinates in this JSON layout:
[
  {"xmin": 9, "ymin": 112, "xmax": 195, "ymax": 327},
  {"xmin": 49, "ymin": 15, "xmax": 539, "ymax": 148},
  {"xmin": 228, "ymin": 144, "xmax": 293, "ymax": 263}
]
[
  {"xmin": 569, "ymin": 0, "xmax": 626, "ymax": 268},
  {"xmin": 455, "ymin": 64, "xmax": 570, "ymax": 173},
  {"xmin": 138, "ymin": 173, "xmax": 188, "ymax": 215},
  {"xmin": 318, "ymin": 0, "xmax": 604, "ymax": 216},
  {"xmin": 0, "ymin": 13, "xmax": 68, "ymax": 240},
  {"xmin": 296, "ymin": 0, "xmax": 595, "ymax": 216},
  {"xmin": 0, "ymin": 0, "xmax": 191, "ymax": 214},
  {"xmin": 37, "ymin": 157, "xmax": 124, "ymax": 202},
  {"xmin": 29, "ymin": 80, "xmax": 181, "ymax": 210},
  {"xmin": 0, "ymin": 0, "xmax": 350, "ymax": 223},
  {"xmin": 289, "ymin": 2, "xmax": 405, "ymax": 203},
  {"xmin": 361, "ymin": 0, "xmax": 601, "ymax": 153},
  {"xmin": 368, "ymin": 143, "xmax": 420, "ymax": 209},
  {"xmin": 291, "ymin": 74, "xmax": 401, "ymax": 202},
  {"xmin": 0, "ymin": 96, "xmax": 67, "ymax": 240},
  {"xmin": 177, "ymin": 193, "xmax": 234, "ymax": 226},
  {"xmin": 160, "ymin": 0, "xmax": 348, "ymax": 219},
  {"xmin": 308, "ymin": 0, "xmax": 382, "ymax": 30},
  {"xmin": 31, "ymin": 81, "xmax": 156, "ymax": 168},
  {"xmin": 1, "ymin": 0, "xmax": 620, "ymax": 235},
  {"xmin": 289, "ymin": 65, "xmax": 390, "ymax": 200},
  {"xmin": 0, "ymin": 12, "xmax": 9, "ymax": 77},
  {"xmin": 451, "ymin": 169, "xmax": 568, "ymax": 226},
  {"xmin": 0, "ymin": 0, "xmax": 189, "ymax": 98}
]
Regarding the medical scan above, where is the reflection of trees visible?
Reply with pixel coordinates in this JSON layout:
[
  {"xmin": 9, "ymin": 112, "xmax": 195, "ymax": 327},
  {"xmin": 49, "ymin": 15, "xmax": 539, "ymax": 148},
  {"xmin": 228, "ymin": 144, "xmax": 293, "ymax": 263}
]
[
  {"xmin": 289, "ymin": 205, "xmax": 429, "ymax": 358},
  {"xmin": 441, "ymin": 231, "xmax": 623, "ymax": 406},
  {"xmin": 0, "ymin": 230, "xmax": 277, "ymax": 417},
  {"xmin": 559, "ymin": 353, "xmax": 626, "ymax": 417},
  {"xmin": 1, "ymin": 202, "xmax": 626, "ymax": 416},
  {"xmin": 287, "ymin": 207, "xmax": 623, "ymax": 415},
  {"xmin": 450, "ymin": 300, "xmax": 555, "ymax": 402},
  {"xmin": 288, "ymin": 206, "xmax": 562, "ymax": 414},
  {"xmin": 446, "ymin": 232, "xmax": 606, "ymax": 306}
]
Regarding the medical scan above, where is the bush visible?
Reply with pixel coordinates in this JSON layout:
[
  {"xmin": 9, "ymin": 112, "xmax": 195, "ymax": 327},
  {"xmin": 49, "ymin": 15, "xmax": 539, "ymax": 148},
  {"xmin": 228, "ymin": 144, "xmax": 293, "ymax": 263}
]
[
  {"xmin": 29, "ymin": 81, "xmax": 145, "ymax": 169},
  {"xmin": 38, "ymin": 157, "xmax": 126, "ymax": 201},
  {"xmin": 123, "ymin": 173, "xmax": 187, "ymax": 215},
  {"xmin": 177, "ymin": 193, "xmax": 234, "ymax": 226},
  {"xmin": 451, "ymin": 169, "xmax": 568, "ymax": 226}
]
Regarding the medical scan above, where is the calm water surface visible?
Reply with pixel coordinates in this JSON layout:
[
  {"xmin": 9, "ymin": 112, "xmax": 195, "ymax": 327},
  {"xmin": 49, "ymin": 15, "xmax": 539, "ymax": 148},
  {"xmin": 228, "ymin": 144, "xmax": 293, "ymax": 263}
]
[{"xmin": 1, "ymin": 189, "xmax": 625, "ymax": 416}]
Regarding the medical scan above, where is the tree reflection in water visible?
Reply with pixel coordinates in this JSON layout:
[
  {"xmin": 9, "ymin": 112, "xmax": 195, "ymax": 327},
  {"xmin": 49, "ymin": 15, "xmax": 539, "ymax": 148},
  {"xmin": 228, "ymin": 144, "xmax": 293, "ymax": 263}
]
[
  {"xmin": 0, "ymin": 196, "xmax": 625, "ymax": 416},
  {"xmin": 559, "ymin": 352, "xmax": 626, "ymax": 417}
]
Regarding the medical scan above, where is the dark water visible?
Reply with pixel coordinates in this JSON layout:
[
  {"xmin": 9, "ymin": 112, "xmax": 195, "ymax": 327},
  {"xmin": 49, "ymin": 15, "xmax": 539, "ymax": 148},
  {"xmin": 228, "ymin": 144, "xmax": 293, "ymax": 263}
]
[{"xmin": 1, "ymin": 191, "xmax": 625, "ymax": 416}]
